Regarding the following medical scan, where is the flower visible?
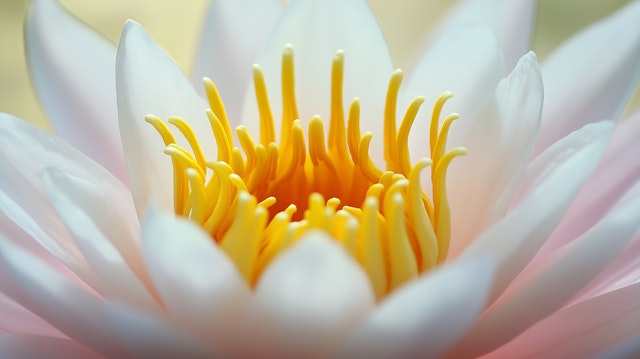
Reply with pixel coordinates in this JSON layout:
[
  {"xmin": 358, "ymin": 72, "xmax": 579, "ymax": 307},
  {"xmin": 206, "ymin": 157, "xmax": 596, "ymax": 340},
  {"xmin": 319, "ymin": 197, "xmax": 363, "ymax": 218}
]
[{"xmin": 1, "ymin": 0, "xmax": 639, "ymax": 358}]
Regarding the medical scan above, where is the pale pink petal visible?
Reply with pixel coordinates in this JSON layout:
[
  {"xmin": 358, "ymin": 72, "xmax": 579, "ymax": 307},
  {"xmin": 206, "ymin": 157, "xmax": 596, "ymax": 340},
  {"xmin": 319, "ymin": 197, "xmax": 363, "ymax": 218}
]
[
  {"xmin": 193, "ymin": 0, "xmax": 284, "ymax": 126},
  {"xmin": 116, "ymin": 21, "xmax": 209, "ymax": 217},
  {"xmin": 25, "ymin": 0, "xmax": 126, "ymax": 182},
  {"xmin": 0, "ymin": 293, "xmax": 64, "ymax": 338},
  {"xmin": 141, "ymin": 206, "xmax": 250, "ymax": 354},
  {"xmin": 593, "ymin": 334, "xmax": 640, "ymax": 359},
  {"xmin": 240, "ymin": 0, "xmax": 394, "ymax": 162},
  {"xmin": 535, "ymin": 1, "xmax": 640, "ymax": 153},
  {"xmin": 448, "ymin": 52, "xmax": 542, "ymax": 257},
  {"xmin": 0, "ymin": 333, "xmax": 105, "ymax": 359},
  {"xmin": 336, "ymin": 256, "xmax": 495, "ymax": 359},
  {"xmin": 437, "ymin": 0, "xmax": 537, "ymax": 69},
  {"xmin": 246, "ymin": 231, "xmax": 374, "ymax": 358}
]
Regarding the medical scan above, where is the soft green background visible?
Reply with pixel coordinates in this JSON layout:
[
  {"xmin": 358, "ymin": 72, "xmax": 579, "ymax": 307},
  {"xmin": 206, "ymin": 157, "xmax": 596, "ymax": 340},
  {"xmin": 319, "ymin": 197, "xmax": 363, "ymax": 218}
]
[{"xmin": 1, "ymin": 0, "xmax": 637, "ymax": 131}]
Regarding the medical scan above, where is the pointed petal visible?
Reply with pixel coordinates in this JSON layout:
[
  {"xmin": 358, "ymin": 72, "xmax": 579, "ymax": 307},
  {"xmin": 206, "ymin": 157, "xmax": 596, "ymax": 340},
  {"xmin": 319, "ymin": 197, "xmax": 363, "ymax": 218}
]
[
  {"xmin": 193, "ymin": 0, "xmax": 284, "ymax": 125},
  {"xmin": 536, "ymin": 1, "xmax": 640, "ymax": 153},
  {"xmin": 141, "ymin": 206, "xmax": 250, "ymax": 352},
  {"xmin": 448, "ymin": 52, "xmax": 542, "ymax": 257},
  {"xmin": 246, "ymin": 231, "xmax": 374, "ymax": 358},
  {"xmin": 335, "ymin": 256, "xmax": 495, "ymax": 359},
  {"xmin": 0, "ymin": 334, "xmax": 105, "ymax": 359},
  {"xmin": 25, "ymin": 0, "xmax": 126, "ymax": 182},
  {"xmin": 116, "ymin": 21, "xmax": 209, "ymax": 217},
  {"xmin": 438, "ymin": 0, "xmax": 537, "ymax": 69}
]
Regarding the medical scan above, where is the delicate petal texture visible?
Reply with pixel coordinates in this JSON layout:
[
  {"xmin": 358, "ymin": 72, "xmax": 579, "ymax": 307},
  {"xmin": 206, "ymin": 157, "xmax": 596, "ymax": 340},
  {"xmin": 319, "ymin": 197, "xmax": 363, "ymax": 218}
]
[
  {"xmin": 536, "ymin": 1, "xmax": 640, "ymax": 153},
  {"xmin": 241, "ymin": 0, "xmax": 394, "ymax": 161},
  {"xmin": 402, "ymin": 25, "xmax": 505, "ymax": 162},
  {"xmin": 451, "ymin": 190, "xmax": 640, "ymax": 358},
  {"xmin": 487, "ymin": 283, "xmax": 640, "ymax": 358},
  {"xmin": 460, "ymin": 121, "xmax": 613, "ymax": 301},
  {"xmin": 25, "ymin": 0, "xmax": 126, "ymax": 182},
  {"xmin": 0, "ymin": 293, "xmax": 64, "ymax": 338},
  {"xmin": 335, "ymin": 256, "xmax": 495, "ymax": 359},
  {"xmin": 0, "ymin": 240, "xmax": 132, "ymax": 358},
  {"xmin": 116, "ymin": 21, "xmax": 209, "ymax": 217},
  {"xmin": 0, "ymin": 334, "xmax": 105, "ymax": 359},
  {"xmin": 141, "ymin": 206, "xmax": 250, "ymax": 353},
  {"xmin": 246, "ymin": 232, "xmax": 374, "ymax": 358},
  {"xmin": 438, "ymin": 0, "xmax": 537, "ymax": 69},
  {"xmin": 448, "ymin": 52, "xmax": 542, "ymax": 257},
  {"xmin": 193, "ymin": 0, "xmax": 284, "ymax": 125}
]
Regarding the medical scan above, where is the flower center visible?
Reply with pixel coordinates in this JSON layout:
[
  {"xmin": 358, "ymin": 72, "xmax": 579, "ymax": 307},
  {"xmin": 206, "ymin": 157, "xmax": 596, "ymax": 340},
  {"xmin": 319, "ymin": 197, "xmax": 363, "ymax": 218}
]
[{"xmin": 146, "ymin": 45, "xmax": 465, "ymax": 299}]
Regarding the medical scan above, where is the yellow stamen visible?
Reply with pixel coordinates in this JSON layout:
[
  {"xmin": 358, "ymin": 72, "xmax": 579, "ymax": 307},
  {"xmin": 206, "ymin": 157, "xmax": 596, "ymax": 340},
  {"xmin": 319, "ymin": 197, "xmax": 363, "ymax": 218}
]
[{"xmin": 146, "ymin": 46, "xmax": 464, "ymax": 299}]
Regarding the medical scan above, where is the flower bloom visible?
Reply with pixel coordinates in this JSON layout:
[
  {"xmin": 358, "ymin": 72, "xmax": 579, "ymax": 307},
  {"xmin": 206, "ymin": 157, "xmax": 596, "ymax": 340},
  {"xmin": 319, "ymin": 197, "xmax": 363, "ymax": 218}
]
[{"xmin": 1, "ymin": 0, "xmax": 640, "ymax": 358}]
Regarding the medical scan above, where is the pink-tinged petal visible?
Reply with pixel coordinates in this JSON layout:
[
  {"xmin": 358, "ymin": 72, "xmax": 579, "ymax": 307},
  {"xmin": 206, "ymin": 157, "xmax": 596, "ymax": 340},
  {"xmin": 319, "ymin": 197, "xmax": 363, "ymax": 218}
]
[
  {"xmin": 539, "ymin": 110, "xmax": 640, "ymax": 256},
  {"xmin": 486, "ymin": 283, "xmax": 640, "ymax": 358},
  {"xmin": 402, "ymin": 26, "xmax": 505, "ymax": 163},
  {"xmin": 240, "ymin": 0, "xmax": 393, "ymax": 161},
  {"xmin": 116, "ymin": 20, "xmax": 209, "ymax": 217},
  {"xmin": 246, "ymin": 231, "xmax": 374, "ymax": 359},
  {"xmin": 460, "ymin": 121, "xmax": 613, "ymax": 301},
  {"xmin": 0, "ymin": 333, "xmax": 105, "ymax": 359},
  {"xmin": 25, "ymin": 0, "xmax": 126, "ymax": 182},
  {"xmin": 106, "ymin": 303, "xmax": 221, "ymax": 359},
  {"xmin": 535, "ymin": 1, "xmax": 640, "ymax": 153},
  {"xmin": 42, "ymin": 168, "xmax": 161, "ymax": 314},
  {"xmin": 450, "ymin": 189, "xmax": 640, "ymax": 358},
  {"xmin": 336, "ymin": 256, "xmax": 495, "ymax": 359},
  {"xmin": 0, "ymin": 240, "xmax": 133, "ymax": 359},
  {"xmin": 141, "ymin": 206, "xmax": 250, "ymax": 354},
  {"xmin": 593, "ymin": 334, "xmax": 640, "ymax": 359},
  {"xmin": 437, "ymin": 0, "xmax": 537, "ymax": 69},
  {"xmin": 0, "ymin": 293, "xmax": 64, "ymax": 338},
  {"xmin": 448, "ymin": 52, "xmax": 542, "ymax": 257},
  {"xmin": 193, "ymin": 0, "xmax": 284, "ymax": 125}
]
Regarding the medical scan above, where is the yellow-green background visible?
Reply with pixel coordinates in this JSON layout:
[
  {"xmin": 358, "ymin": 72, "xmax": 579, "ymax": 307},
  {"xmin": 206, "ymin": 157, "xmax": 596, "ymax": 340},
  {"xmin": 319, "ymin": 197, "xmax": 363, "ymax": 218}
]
[{"xmin": 1, "ymin": 0, "xmax": 637, "ymax": 131}]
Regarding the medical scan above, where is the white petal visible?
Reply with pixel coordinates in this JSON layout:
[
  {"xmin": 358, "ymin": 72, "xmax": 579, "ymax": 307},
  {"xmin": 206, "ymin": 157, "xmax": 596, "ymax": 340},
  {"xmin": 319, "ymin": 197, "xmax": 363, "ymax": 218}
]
[
  {"xmin": 0, "ymin": 293, "xmax": 64, "ymax": 338},
  {"xmin": 335, "ymin": 256, "xmax": 495, "ymax": 359},
  {"xmin": 246, "ymin": 231, "xmax": 374, "ymax": 358},
  {"xmin": 460, "ymin": 121, "xmax": 613, "ymax": 301},
  {"xmin": 448, "ymin": 52, "xmax": 542, "ymax": 257},
  {"xmin": 193, "ymin": 0, "xmax": 284, "ymax": 125},
  {"xmin": 116, "ymin": 21, "xmax": 209, "ymax": 217},
  {"xmin": 437, "ymin": 0, "xmax": 537, "ymax": 69},
  {"xmin": 141, "ymin": 206, "xmax": 250, "ymax": 353},
  {"xmin": 25, "ymin": 0, "xmax": 126, "ymax": 182},
  {"xmin": 42, "ymin": 168, "xmax": 160, "ymax": 313},
  {"xmin": 240, "ymin": 0, "xmax": 393, "ymax": 161},
  {"xmin": 449, "ymin": 189, "xmax": 640, "ymax": 358},
  {"xmin": 536, "ymin": 1, "xmax": 640, "ymax": 153},
  {"xmin": 0, "ymin": 239, "xmax": 132, "ymax": 358},
  {"xmin": 0, "ymin": 333, "xmax": 105, "ymax": 359},
  {"xmin": 402, "ymin": 25, "xmax": 505, "ymax": 163}
]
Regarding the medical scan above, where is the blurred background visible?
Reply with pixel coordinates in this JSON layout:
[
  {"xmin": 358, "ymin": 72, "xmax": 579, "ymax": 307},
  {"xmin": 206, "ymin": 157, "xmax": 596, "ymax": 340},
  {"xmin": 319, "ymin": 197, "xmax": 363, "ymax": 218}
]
[{"xmin": 1, "ymin": 0, "xmax": 637, "ymax": 130}]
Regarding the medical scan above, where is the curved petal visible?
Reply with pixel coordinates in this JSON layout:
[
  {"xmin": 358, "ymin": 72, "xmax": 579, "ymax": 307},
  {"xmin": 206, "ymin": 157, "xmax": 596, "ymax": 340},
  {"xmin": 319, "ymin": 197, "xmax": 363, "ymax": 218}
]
[
  {"xmin": 437, "ymin": 0, "xmax": 537, "ymax": 69},
  {"xmin": 401, "ymin": 25, "xmax": 505, "ymax": 163},
  {"xmin": 141, "ymin": 206, "xmax": 250, "ymax": 354},
  {"xmin": 240, "ymin": 0, "xmax": 394, "ymax": 162},
  {"xmin": 193, "ymin": 0, "xmax": 284, "ymax": 126},
  {"xmin": 25, "ymin": 0, "xmax": 126, "ymax": 182},
  {"xmin": 116, "ymin": 21, "xmax": 209, "ymax": 217},
  {"xmin": 245, "ymin": 231, "xmax": 374, "ymax": 358},
  {"xmin": 535, "ymin": 1, "xmax": 640, "ymax": 153},
  {"xmin": 448, "ymin": 52, "xmax": 542, "ymax": 257},
  {"xmin": 0, "ymin": 293, "xmax": 64, "ymax": 338},
  {"xmin": 0, "ymin": 334, "xmax": 105, "ymax": 359},
  {"xmin": 336, "ymin": 256, "xmax": 495, "ymax": 359}
]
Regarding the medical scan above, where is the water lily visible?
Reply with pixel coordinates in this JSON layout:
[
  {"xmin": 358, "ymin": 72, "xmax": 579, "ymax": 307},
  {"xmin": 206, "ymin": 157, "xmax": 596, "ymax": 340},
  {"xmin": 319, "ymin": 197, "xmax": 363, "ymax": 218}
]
[{"xmin": 1, "ymin": 0, "xmax": 640, "ymax": 358}]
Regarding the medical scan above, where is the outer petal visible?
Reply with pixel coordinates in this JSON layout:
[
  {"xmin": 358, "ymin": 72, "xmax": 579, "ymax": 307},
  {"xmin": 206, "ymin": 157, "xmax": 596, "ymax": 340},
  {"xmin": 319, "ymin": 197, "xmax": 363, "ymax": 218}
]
[
  {"xmin": 245, "ymin": 231, "xmax": 374, "ymax": 359},
  {"xmin": 0, "ymin": 334, "xmax": 105, "ymax": 359},
  {"xmin": 240, "ymin": 0, "xmax": 394, "ymax": 162},
  {"xmin": 193, "ymin": 0, "xmax": 284, "ymax": 125},
  {"xmin": 437, "ymin": 0, "xmax": 537, "ymax": 69},
  {"xmin": 535, "ymin": 1, "xmax": 640, "ymax": 153},
  {"xmin": 448, "ymin": 52, "xmax": 542, "ymax": 257},
  {"xmin": 25, "ymin": 0, "xmax": 126, "ymax": 182},
  {"xmin": 141, "ymin": 206, "xmax": 250, "ymax": 354},
  {"xmin": 335, "ymin": 256, "xmax": 495, "ymax": 359},
  {"xmin": 116, "ymin": 21, "xmax": 209, "ymax": 217},
  {"xmin": 0, "ymin": 293, "xmax": 64, "ymax": 338}
]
